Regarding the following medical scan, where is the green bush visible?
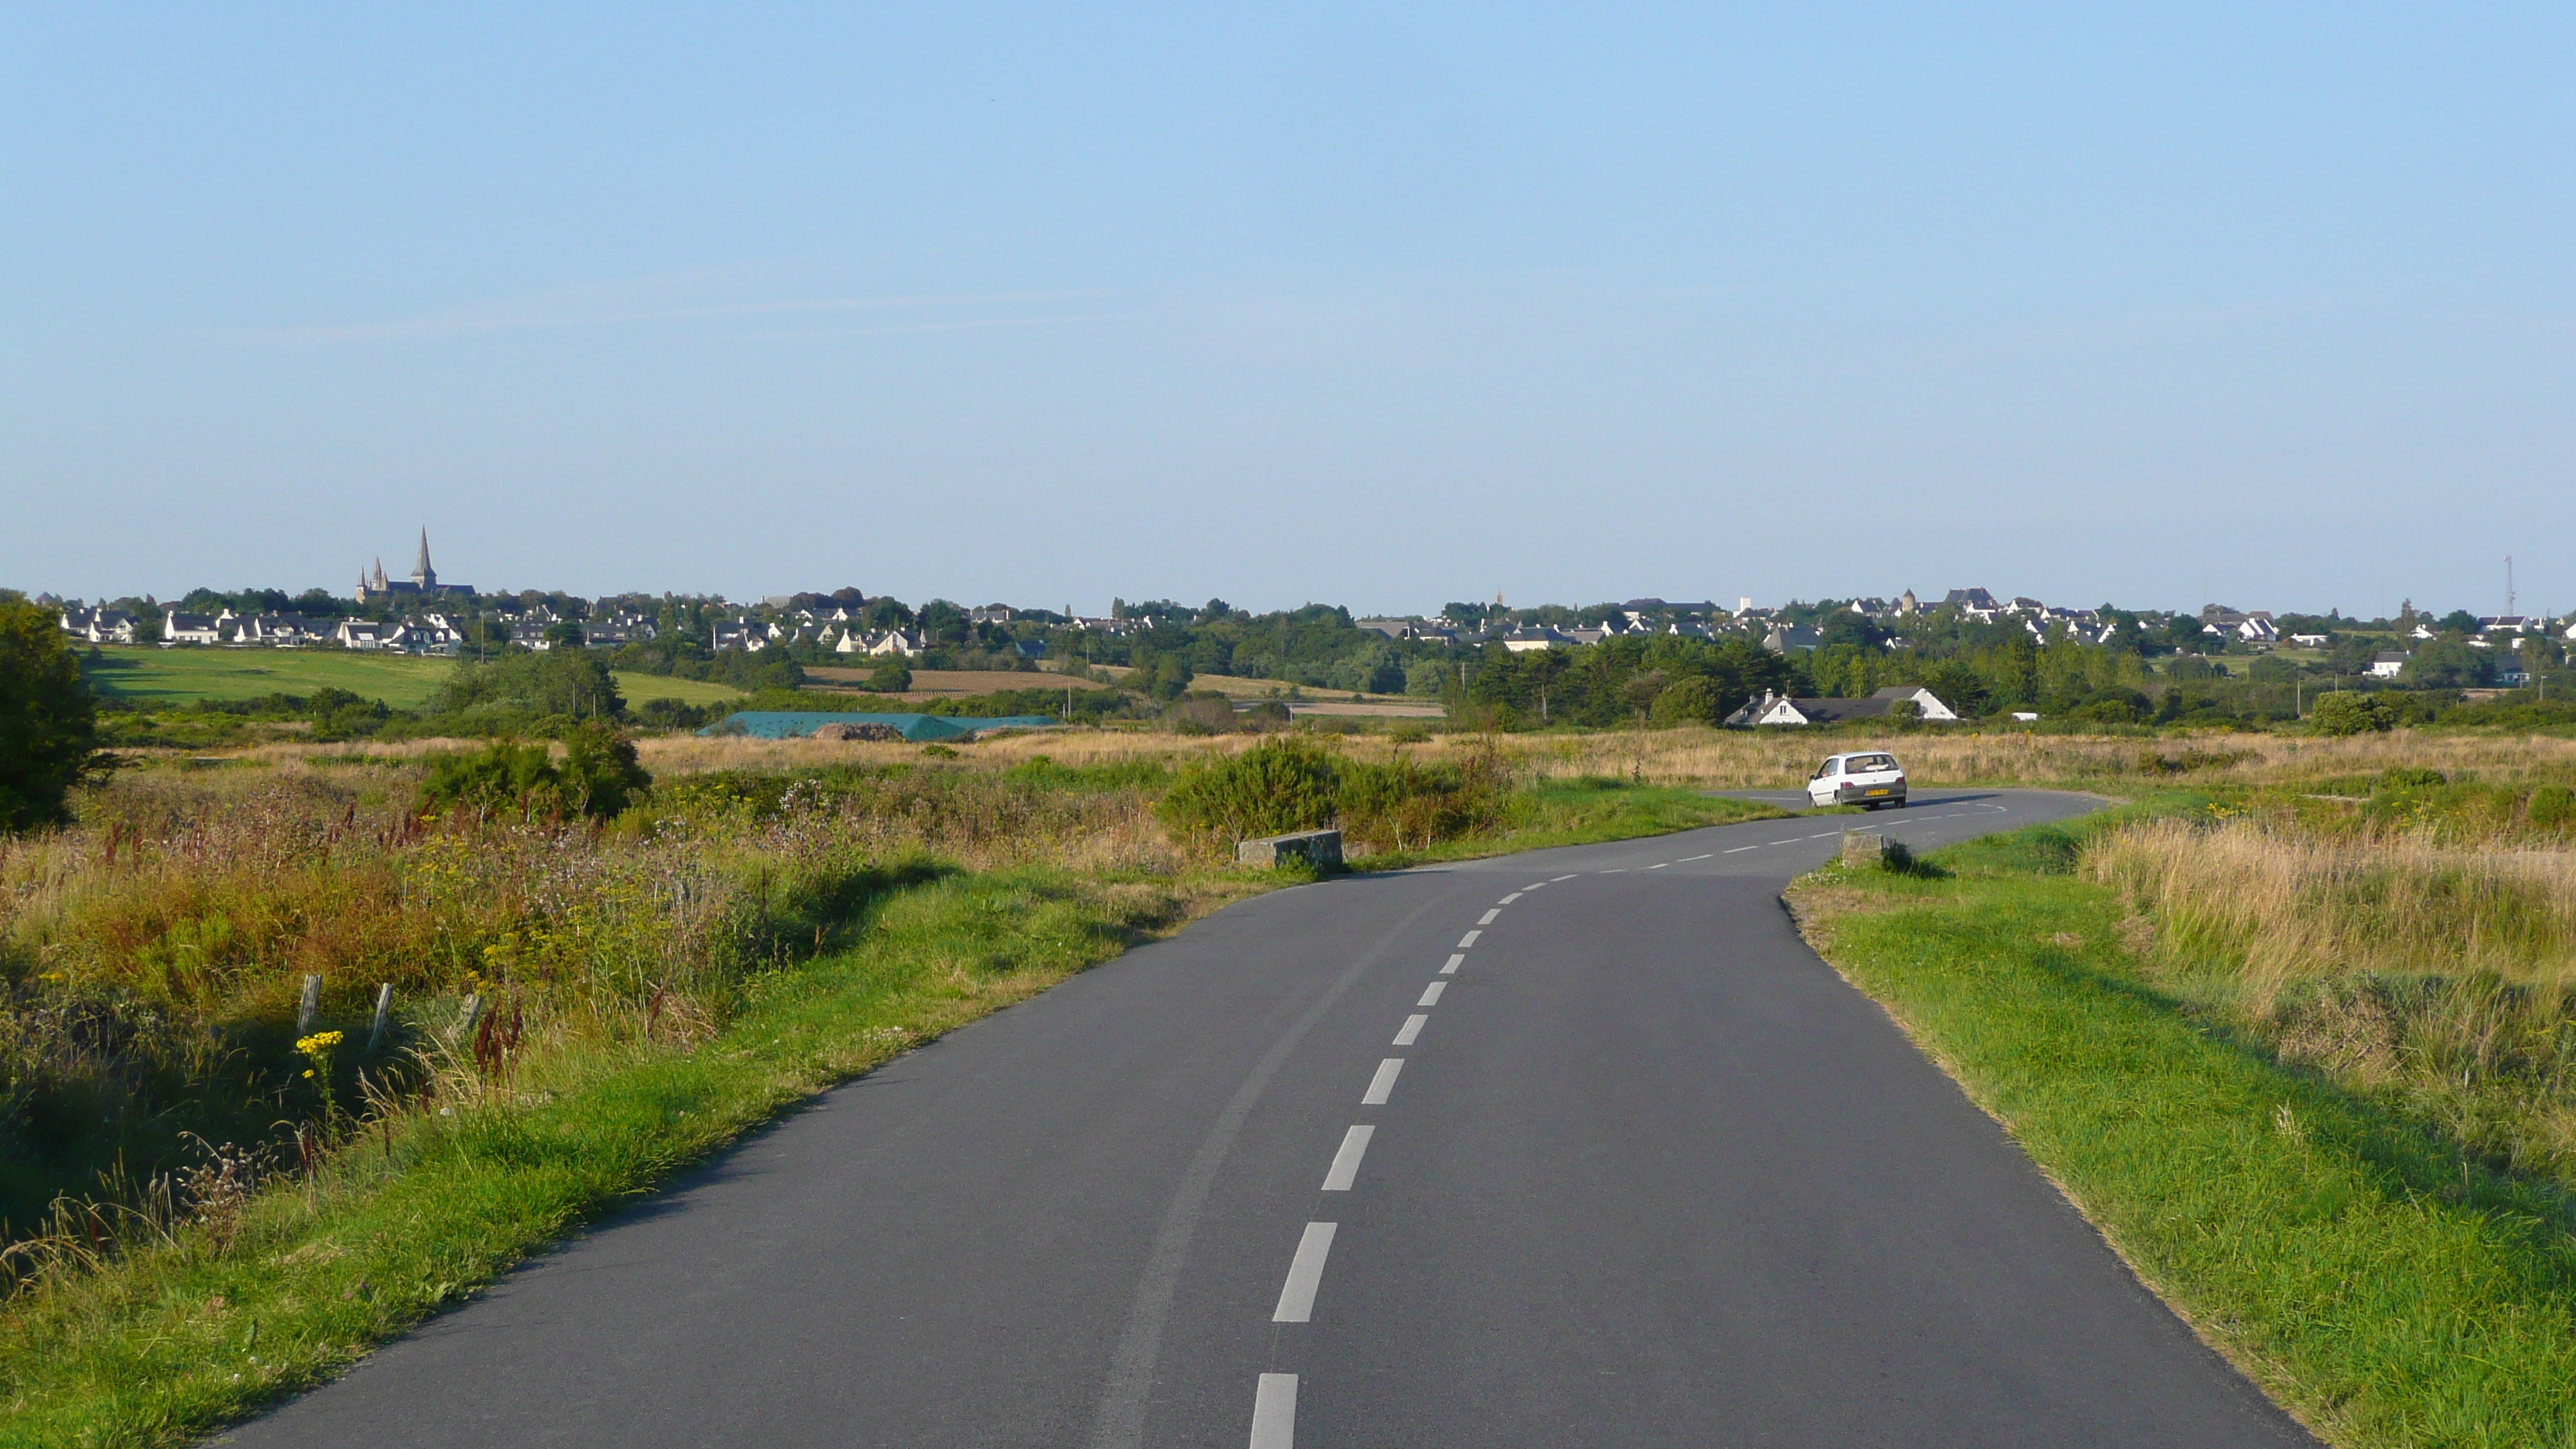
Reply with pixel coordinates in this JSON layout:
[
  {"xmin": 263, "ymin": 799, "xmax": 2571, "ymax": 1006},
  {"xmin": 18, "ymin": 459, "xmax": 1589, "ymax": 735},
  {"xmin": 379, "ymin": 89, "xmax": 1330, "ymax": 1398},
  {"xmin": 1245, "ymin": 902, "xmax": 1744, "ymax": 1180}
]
[
  {"xmin": 418, "ymin": 724, "xmax": 651, "ymax": 820},
  {"xmin": 2311, "ymin": 692, "xmax": 2395, "ymax": 737},
  {"xmin": 2524, "ymin": 784, "xmax": 2574, "ymax": 834},
  {"xmin": 1335, "ymin": 751, "xmax": 1509, "ymax": 851},
  {"xmin": 1157, "ymin": 735, "xmax": 1340, "ymax": 842},
  {"xmin": 866, "ymin": 661, "xmax": 913, "ymax": 693}
]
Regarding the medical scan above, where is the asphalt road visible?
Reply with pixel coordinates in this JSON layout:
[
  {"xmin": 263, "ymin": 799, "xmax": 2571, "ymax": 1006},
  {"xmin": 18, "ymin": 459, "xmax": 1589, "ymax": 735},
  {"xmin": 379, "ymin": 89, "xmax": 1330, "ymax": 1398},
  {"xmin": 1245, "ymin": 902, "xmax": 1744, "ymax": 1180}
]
[{"xmin": 225, "ymin": 789, "xmax": 2314, "ymax": 1448}]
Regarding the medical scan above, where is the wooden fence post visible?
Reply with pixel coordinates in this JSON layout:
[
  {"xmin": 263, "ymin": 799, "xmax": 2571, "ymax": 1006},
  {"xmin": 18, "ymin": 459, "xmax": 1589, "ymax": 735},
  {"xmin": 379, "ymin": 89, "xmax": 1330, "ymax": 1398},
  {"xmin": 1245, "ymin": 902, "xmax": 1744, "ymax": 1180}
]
[
  {"xmin": 368, "ymin": 983, "xmax": 395, "ymax": 1055},
  {"xmin": 296, "ymin": 975, "xmax": 322, "ymax": 1036}
]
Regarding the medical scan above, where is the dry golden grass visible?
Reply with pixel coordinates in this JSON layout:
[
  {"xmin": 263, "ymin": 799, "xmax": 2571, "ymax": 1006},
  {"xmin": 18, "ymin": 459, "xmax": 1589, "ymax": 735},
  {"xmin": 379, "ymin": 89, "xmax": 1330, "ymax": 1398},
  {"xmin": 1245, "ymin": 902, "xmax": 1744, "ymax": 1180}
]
[{"xmin": 2088, "ymin": 817, "xmax": 2576, "ymax": 1003}]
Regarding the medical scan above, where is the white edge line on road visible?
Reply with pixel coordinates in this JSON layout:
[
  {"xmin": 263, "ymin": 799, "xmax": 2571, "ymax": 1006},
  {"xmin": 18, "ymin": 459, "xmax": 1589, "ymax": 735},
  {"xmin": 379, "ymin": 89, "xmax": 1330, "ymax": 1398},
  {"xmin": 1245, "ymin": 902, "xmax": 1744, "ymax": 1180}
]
[
  {"xmin": 1418, "ymin": 981, "xmax": 1446, "ymax": 1006},
  {"xmin": 1249, "ymin": 1374, "xmax": 1297, "ymax": 1449},
  {"xmin": 1478, "ymin": 908, "xmax": 1502, "ymax": 924},
  {"xmin": 1362, "ymin": 1058, "xmax": 1403, "ymax": 1105},
  {"xmin": 1321, "ymin": 1125, "xmax": 1374, "ymax": 1191},
  {"xmin": 1457, "ymin": 930, "xmax": 1481, "ymax": 948},
  {"xmin": 1440, "ymin": 954, "xmax": 1464, "ymax": 974},
  {"xmin": 1393, "ymin": 1014, "xmax": 1427, "ymax": 1046},
  {"xmin": 1272, "ymin": 1222, "xmax": 1338, "ymax": 1322}
]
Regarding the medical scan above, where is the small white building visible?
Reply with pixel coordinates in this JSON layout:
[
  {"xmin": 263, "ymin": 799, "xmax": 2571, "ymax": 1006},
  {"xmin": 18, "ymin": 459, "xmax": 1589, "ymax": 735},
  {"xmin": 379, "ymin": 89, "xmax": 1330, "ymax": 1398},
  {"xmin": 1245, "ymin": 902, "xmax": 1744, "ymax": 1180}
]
[
  {"xmin": 2366, "ymin": 652, "xmax": 2406, "ymax": 680},
  {"xmin": 161, "ymin": 612, "xmax": 224, "ymax": 646}
]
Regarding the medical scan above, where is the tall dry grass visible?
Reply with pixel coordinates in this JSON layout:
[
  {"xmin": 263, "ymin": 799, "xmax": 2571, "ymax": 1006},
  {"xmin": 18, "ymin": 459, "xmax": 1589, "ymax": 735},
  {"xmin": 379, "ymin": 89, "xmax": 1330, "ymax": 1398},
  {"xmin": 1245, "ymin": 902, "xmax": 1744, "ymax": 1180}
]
[
  {"xmin": 2084, "ymin": 801, "xmax": 2576, "ymax": 1189},
  {"xmin": 2088, "ymin": 818, "xmax": 2576, "ymax": 1002}
]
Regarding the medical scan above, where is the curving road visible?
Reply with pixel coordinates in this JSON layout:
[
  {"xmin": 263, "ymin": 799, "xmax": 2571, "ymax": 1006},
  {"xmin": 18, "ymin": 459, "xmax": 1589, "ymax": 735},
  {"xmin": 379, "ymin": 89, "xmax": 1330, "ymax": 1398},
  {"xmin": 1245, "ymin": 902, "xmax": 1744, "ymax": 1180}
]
[{"xmin": 224, "ymin": 789, "xmax": 2314, "ymax": 1448}]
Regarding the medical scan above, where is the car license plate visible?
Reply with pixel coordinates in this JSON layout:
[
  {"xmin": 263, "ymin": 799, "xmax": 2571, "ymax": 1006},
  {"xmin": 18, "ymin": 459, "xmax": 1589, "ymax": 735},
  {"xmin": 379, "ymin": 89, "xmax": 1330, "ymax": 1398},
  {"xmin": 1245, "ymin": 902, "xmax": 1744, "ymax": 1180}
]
[{"xmin": 1865, "ymin": 788, "xmax": 1889, "ymax": 796}]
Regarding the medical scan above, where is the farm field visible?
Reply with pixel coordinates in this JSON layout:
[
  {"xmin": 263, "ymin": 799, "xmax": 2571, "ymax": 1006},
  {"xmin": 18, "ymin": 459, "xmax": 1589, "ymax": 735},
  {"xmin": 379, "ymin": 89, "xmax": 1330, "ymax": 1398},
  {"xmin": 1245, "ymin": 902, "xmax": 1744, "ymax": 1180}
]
[
  {"xmin": 80, "ymin": 646, "xmax": 454, "ymax": 707},
  {"xmin": 801, "ymin": 666, "xmax": 1096, "ymax": 698},
  {"xmin": 76, "ymin": 645, "xmax": 741, "ymax": 709}
]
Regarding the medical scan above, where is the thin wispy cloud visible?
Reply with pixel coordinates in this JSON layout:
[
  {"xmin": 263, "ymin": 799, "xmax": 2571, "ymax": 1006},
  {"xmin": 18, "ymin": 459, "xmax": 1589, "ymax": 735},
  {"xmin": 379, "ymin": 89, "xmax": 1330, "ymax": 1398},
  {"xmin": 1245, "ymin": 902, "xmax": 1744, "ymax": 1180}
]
[
  {"xmin": 735, "ymin": 311, "xmax": 1142, "ymax": 341},
  {"xmin": 255, "ymin": 287, "xmax": 1115, "ymax": 344}
]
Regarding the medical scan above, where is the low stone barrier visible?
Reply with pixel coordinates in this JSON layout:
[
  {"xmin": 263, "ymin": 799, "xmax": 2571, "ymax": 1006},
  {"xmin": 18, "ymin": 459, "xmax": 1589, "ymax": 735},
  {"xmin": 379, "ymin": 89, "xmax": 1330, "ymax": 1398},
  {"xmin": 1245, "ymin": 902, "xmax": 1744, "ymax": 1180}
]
[{"xmin": 1238, "ymin": 828, "xmax": 1345, "ymax": 869}]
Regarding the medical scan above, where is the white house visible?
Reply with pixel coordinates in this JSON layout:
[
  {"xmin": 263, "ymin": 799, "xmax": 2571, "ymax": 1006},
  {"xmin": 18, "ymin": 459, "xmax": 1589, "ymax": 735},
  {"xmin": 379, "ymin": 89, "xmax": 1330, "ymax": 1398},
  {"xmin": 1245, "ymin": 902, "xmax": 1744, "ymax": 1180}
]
[
  {"xmin": 335, "ymin": 619, "xmax": 397, "ymax": 651},
  {"xmin": 1725, "ymin": 686, "xmax": 1958, "ymax": 727},
  {"xmin": 2290, "ymin": 633, "xmax": 2329, "ymax": 649},
  {"xmin": 862, "ymin": 629, "xmax": 927, "ymax": 659},
  {"xmin": 2367, "ymin": 652, "xmax": 2406, "ymax": 679},
  {"xmin": 161, "ymin": 612, "xmax": 224, "ymax": 646},
  {"xmin": 711, "ymin": 622, "xmax": 768, "ymax": 653},
  {"xmin": 60, "ymin": 608, "xmax": 139, "ymax": 644}
]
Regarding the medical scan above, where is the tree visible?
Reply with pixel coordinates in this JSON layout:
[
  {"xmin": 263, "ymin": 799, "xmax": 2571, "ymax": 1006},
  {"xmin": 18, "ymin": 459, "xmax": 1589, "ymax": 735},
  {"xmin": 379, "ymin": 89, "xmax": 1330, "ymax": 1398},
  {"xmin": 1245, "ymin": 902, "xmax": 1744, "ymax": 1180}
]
[
  {"xmin": 2402, "ymin": 640, "xmax": 2492, "ymax": 690},
  {"xmin": 867, "ymin": 661, "xmax": 913, "ymax": 693},
  {"xmin": 2311, "ymin": 692, "xmax": 2394, "ymax": 736},
  {"xmin": 0, "ymin": 598, "xmax": 108, "ymax": 831},
  {"xmin": 1649, "ymin": 677, "xmax": 1725, "ymax": 727},
  {"xmin": 2437, "ymin": 609, "xmax": 2482, "ymax": 637}
]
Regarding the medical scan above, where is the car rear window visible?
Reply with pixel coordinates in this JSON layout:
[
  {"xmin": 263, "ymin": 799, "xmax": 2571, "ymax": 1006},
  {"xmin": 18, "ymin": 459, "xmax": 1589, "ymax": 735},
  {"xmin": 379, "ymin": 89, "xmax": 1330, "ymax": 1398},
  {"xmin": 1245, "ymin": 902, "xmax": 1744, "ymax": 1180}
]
[{"xmin": 1848, "ymin": 754, "xmax": 1897, "ymax": 772}]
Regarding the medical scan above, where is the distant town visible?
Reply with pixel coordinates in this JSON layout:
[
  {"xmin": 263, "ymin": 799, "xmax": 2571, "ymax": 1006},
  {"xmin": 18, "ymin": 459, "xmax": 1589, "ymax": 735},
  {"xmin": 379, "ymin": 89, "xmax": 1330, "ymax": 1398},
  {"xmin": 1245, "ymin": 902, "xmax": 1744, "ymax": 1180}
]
[{"xmin": 26, "ymin": 531, "xmax": 2567, "ymax": 733}]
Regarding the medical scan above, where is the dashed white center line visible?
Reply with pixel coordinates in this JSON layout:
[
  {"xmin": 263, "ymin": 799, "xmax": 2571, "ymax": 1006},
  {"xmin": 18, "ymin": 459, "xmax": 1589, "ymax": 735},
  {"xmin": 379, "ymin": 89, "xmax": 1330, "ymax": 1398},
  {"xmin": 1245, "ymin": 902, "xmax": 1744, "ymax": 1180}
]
[
  {"xmin": 1440, "ymin": 953, "xmax": 1465, "ymax": 975},
  {"xmin": 1417, "ymin": 981, "xmax": 1446, "ymax": 1006},
  {"xmin": 1551, "ymin": 874, "xmax": 1577, "ymax": 881},
  {"xmin": 1646, "ymin": 862, "xmax": 1670, "ymax": 869},
  {"xmin": 1769, "ymin": 840, "xmax": 1799, "ymax": 845},
  {"xmin": 1249, "ymin": 1374, "xmax": 1298, "ymax": 1449},
  {"xmin": 1808, "ymin": 831, "xmax": 1843, "ymax": 839},
  {"xmin": 1321, "ymin": 1125, "xmax": 1375, "ymax": 1191},
  {"xmin": 1362, "ymin": 1058, "xmax": 1404, "ymax": 1105},
  {"xmin": 1499, "ymin": 892, "xmax": 1523, "ymax": 904},
  {"xmin": 1598, "ymin": 868, "xmax": 1626, "ymax": 873},
  {"xmin": 1271, "ymin": 1222, "xmax": 1338, "ymax": 1322},
  {"xmin": 1457, "ymin": 930, "xmax": 1482, "ymax": 948},
  {"xmin": 1478, "ymin": 908, "xmax": 1502, "ymax": 924},
  {"xmin": 1680, "ymin": 854, "xmax": 1712, "ymax": 862},
  {"xmin": 1392, "ymin": 1014, "xmax": 1428, "ymax": 1046},
  {"xmin": 1724, "ymin": 845, "xmax": 1759, "ymax": 853}
]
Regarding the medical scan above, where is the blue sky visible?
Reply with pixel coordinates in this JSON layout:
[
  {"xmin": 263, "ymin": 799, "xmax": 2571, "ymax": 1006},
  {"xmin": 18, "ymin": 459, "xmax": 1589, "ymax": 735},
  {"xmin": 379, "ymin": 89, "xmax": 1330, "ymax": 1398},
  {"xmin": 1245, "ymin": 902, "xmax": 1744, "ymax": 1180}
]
[{"xmin": 5, "ymin": 5, "xmax": 2569, "ymax": 618}]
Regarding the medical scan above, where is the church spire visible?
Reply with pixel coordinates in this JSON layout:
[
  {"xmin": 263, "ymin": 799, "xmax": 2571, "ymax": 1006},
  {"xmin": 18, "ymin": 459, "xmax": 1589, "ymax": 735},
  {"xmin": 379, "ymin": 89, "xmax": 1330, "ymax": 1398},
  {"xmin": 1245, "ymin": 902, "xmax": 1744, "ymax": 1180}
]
[{"xmin": 411, "ymin": 528, "xmax": 436, "ymax": 589}]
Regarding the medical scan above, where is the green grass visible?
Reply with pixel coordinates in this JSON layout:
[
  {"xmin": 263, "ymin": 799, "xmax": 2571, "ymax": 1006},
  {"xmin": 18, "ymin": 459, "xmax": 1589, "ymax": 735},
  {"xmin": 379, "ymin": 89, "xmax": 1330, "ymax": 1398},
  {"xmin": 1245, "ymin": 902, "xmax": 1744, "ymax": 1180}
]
[
  {"xmin": 0, "ymin": 865, "xmax": 1248, "ymax": 1447},
  {"xmin": 81, "ymin": 647, "xmax": 456, "ymax": 708},
  {"xmin": 1794, "ymin": 812, "xmax": 2576, "ymax": 1447},
  {"xmin": 77, "ymin": 647, "xmax": 742, "ymax": 714},
  {"xmin": 1358, "ymin": 779, "xmax": 1796, "ymax": 870},
  {"xmin": 609, "ymin": 671, "xmax": 745, "ymax": 706}
]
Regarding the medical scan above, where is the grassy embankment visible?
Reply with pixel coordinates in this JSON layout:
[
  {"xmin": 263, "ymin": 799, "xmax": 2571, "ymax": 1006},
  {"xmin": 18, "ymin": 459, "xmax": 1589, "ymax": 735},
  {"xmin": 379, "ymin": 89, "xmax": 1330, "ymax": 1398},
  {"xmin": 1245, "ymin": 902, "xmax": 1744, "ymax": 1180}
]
[
  {"xmin": 0, "ymin": 729, "xmax": 1793, "ymax": 1444},
  {"xmin": 1792, "ymin": 756, "xmax": 2576, "ymax": 1447}
]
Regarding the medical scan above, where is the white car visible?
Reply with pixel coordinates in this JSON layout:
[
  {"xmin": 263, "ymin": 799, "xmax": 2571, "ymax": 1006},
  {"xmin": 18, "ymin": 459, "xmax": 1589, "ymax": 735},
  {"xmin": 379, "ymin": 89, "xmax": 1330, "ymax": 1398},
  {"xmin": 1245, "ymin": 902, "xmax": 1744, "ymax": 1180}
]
[{"xmin": 1807, "ymin": 752, "xmax": 1906, "ymax": 810}]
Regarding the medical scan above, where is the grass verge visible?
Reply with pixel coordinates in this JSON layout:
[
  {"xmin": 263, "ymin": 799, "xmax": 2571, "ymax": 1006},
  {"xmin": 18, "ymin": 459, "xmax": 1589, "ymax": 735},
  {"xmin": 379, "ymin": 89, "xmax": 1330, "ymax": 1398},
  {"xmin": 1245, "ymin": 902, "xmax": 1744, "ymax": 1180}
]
[
  {"xmin": 1790, "ymin": 810, "xmax": 2576, "ymax": 1448},
  {"xmin": 1356, "ymin": 780, "xmax": 1795, "ymax": 871},
  {"xmin": 0, "ymin": 865, "xmax": 1257, "ymax": 1447}
]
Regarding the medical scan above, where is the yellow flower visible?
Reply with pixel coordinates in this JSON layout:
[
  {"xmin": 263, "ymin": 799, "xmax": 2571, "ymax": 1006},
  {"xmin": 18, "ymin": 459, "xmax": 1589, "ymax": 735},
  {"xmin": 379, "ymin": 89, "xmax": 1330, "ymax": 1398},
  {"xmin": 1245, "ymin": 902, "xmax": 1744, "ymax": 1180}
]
[
  {"xmin": 302, "ymin": 1069, "xmax": 315, "ymax": 1079},
  {"xmin": 294, "ymin": 1030, "xmax": 344, "ymax": 1056}
]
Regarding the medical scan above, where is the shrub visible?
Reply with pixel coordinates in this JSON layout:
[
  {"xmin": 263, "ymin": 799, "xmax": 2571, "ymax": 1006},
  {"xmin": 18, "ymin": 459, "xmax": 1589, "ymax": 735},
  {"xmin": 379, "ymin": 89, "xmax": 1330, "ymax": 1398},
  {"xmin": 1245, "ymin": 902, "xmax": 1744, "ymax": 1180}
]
[
  {"xmin": 867, "ymin": 661, "xmax": 913, "ymax": 693},
  {"xmin": 2530, "ymin": 785, "xmax": 2576, "ymax": 834},
  {"xmin": 1163, "ymin": 694, "xmax": 1240, "ymax": 735},
  {"xmin": 1157, "ymin": 736, "xmax": 1341, "ymax": 842},
  {"xmin": 418, "ymin": 724, "xmax": 650, "ymax": 820},
  {"xmin": 1334, "ymin": 750, "xmax": 1510, "ymax": 851},
  {"xmin": 2311, "ymin": 692, "xmax": 2396, "ymax": 737}
]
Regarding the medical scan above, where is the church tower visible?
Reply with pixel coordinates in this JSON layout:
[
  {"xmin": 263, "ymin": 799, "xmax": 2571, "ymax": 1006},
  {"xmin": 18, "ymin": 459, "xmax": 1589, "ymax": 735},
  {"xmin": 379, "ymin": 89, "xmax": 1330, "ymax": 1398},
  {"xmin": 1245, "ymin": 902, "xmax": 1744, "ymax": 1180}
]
[{"xmin": 410, "ymin": 529, "xmax": 437, "ymax": 591}]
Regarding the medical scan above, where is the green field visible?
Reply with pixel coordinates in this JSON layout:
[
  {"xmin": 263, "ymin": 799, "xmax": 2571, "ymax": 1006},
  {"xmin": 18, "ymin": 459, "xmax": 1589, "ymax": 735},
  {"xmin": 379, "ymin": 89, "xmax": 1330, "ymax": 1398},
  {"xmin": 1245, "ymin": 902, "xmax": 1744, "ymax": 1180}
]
[
  {"xmin": 79, "ymin": 647, "xmax": 741, "ymax": 710},
  {"xmin": 82, "ymin": 646, "xmax": 455, "ymax": 707}
]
